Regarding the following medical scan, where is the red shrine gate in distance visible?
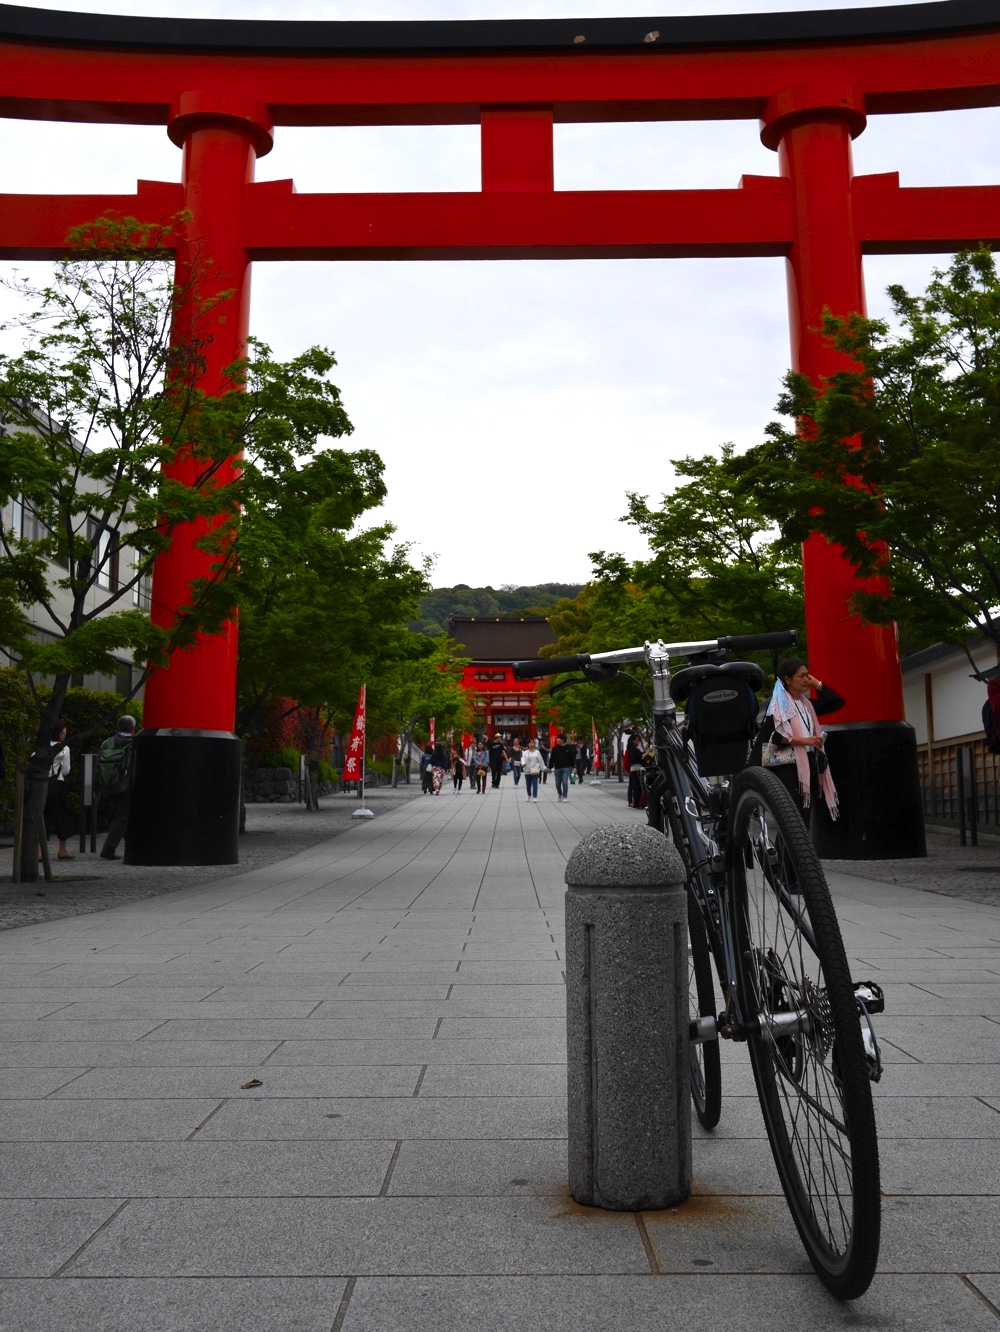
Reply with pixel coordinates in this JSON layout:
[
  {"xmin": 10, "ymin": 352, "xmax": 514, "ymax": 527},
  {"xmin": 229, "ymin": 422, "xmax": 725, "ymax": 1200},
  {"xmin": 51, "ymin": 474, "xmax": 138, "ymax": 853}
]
[{"xmin": 3, "ymin": 3, "xmax": 999, "ymax": 863}]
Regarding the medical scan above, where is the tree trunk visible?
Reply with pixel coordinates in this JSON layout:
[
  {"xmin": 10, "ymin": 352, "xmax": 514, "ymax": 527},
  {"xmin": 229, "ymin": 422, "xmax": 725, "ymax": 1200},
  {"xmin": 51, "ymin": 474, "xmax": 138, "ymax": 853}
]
[
  {"xmin": 18, "ymin": 673, "xmax": 71, "ymax": 883},
  {"xmin": 18, "ymin": 748, "xmax": 51, "ymax": 883}
]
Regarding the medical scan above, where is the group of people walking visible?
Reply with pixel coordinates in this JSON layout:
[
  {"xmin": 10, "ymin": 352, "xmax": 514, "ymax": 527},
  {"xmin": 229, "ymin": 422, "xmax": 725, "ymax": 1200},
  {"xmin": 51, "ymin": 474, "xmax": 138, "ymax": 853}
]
[
  {"xmin": 417, "ymin": 732, "xmax": 592, "ymax": 803},
  {"xmin": 40, "ymin": 713, "xmax": 136, "ymax": 861}
]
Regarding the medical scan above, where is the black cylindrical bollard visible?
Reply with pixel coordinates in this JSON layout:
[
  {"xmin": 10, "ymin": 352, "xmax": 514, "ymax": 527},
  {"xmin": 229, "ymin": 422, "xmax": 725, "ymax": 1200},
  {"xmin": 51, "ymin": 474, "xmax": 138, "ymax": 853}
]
[{"xmin": 564, "ymin": 822, "xmax": 691, "ymax": 1210}]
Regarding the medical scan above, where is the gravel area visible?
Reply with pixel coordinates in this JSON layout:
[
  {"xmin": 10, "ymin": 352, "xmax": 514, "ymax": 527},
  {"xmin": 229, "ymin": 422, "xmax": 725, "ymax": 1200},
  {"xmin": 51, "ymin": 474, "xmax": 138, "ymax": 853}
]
[
  {"xmin": 0, "ymin": 786, "xmax": 424, "ymax": 932},
  {"xmin": 823, "ymin": 830, "xmax": 1000, "ymax": 907}
]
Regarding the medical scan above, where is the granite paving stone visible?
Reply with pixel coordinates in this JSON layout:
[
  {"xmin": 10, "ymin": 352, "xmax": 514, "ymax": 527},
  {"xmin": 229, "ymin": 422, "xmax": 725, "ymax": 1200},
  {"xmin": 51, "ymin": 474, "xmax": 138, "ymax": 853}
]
[
  {"xmin": 48, "ymin": 1065, "xmax": 422, "ymax": 1099},
  {"xmin": 0, "ymin": 1040, "xmax": 280, "ymax": 1068},
  {"xmin": 388, "ymin": 1140, "xmax": 570, "ymax": 1196},
  {"xmin": 878, "ymin": 1196, "xmax": 1000, "ymax": 1272},
  {"xmin": 6, "ymin": 986, "xmax": 225, "ymax": 1002},
  {"xmin": 0, "ymin": 1199, "xmax": 124, "ymax": 1276},
  {"xmin": 0, "ymin": 1019, "xmax": 166, "ymax": 1042},
  {"xmin": 643, "ymin": 1195, "xmax": 812, "ymax": 1273},
  {"xmin": 418, "ymin": 1064, "xmax": 567, "ymax": 1097},
  {"xmin": 209, "ymin": 984, "xmax": 454, "ymax": 1001},
  {"xmin": 435, "ymin": 1017, "xmax": 566, "ymax": 1039},
  {"xmin": 197, "ymin": 1094, "xmax": 567, "ymax": 1140},
  {"xmin": 0, "ymin": 1140, "xmax": 394, "ymax": 1199},
  {"xmin": 48, "ymin": 1001, "xmax": 325, "ymax": 1019},
  {"xmin": 0, "ymin": 1067, "xmax": 92, "ymax": 1099},
  {"xmin": 878, "ymin": 1139, "xmax": 1000, "ymax": 1193},
  {"xmin": 0, "ymin": 1098, "xmax": 223, "ymax": 1141},
  {"xmin": 0, "ymin": 1278, "xmax": 348, "ymax": 1331},
  {"xmin": 67, "ymin": 1197, "xmax": 650, "ymax": 1277},
  {"xmin": 0, "ymin": 1002, "xmax": 80, "ymax": 1019},
  {"xmin": 144, "ymin": 1017, "xmax": 439, "ymax": 1040},
  {"xmin": 271, "ymin": 1038, "xmax": 567, "ymax": 1065},
  {"xmin": 968, "ymin": 1275, "xmax": 1000, "ymax": 1309}
]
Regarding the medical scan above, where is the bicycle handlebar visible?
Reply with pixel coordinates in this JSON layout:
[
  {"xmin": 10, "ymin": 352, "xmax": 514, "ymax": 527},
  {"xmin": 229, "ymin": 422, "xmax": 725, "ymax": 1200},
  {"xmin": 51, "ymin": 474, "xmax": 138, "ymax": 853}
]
[
  {"xmin": 716, "ymin": 631, "xmax": 797, "ymax": 654},
  {"xmin": 511, "ymin": 630, "xmax": 796, "ymax": 681},
  {"xmin": 512, "ymin": 654, "xmax": 590, "ymax": 679}
]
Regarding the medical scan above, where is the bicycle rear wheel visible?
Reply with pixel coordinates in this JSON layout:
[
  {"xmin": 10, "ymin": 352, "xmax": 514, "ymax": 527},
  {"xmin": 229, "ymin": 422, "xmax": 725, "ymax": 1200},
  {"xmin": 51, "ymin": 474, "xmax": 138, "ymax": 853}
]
[
  {"xmin": 729, "ymin": 767, "xmax": 880, "ymax": 1299},
  {"xmin": 650, "ymin": 778, "xmax": 724, "ymax": 1130},
  {"xmin": 688, "ymin": 896, "xmax": 722, "ymax": 1130}
]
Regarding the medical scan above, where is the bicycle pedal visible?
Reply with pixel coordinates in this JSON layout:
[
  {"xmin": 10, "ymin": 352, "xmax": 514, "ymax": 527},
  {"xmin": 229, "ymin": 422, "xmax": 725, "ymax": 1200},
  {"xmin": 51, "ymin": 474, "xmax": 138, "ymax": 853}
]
[
  {"xmin": 860, "ymin": 1017, "xmax": 883, "ymax": 1083},
  {"xmin": 853, "ymin": 980, "xmax": 885, "ymax": 1015}
]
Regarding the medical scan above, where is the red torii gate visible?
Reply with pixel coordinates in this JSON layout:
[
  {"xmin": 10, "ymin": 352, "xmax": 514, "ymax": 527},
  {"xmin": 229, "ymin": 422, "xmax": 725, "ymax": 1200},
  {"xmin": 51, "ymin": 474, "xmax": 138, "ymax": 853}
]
[{"xmin": 2, "ymin": 2, "xmax": 998, "ymax": 863}]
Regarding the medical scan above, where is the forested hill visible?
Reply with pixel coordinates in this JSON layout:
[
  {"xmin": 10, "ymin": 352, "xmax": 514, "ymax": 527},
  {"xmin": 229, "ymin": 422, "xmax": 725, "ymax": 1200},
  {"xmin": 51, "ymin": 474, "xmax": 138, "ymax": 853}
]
[{"xmin": 414, "ymin": 583, "xmax": 584, "ymax": 637}]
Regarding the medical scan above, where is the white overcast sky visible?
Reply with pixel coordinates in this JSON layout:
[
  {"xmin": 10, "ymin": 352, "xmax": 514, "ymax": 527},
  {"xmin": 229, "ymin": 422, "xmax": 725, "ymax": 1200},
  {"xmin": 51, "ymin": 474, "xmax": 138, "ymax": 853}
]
[{"xmin": 1, "ymin": 0, "xmax": 997, "ymax": 589}]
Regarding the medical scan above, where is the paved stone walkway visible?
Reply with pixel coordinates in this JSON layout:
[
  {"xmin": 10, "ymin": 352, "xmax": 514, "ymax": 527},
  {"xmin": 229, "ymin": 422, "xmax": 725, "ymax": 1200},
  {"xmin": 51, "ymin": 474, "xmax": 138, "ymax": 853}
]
[{"xmin": 1, "ymin": 778, "xmax": 999, "ymax": 1330}]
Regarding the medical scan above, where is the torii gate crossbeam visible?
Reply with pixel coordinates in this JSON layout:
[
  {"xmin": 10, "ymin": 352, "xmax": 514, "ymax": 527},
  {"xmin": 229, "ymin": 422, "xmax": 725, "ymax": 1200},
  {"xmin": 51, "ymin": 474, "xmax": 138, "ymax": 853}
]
[{"xmin": 3, "ymin": 1, "xmax": 998, "ymax": 862}]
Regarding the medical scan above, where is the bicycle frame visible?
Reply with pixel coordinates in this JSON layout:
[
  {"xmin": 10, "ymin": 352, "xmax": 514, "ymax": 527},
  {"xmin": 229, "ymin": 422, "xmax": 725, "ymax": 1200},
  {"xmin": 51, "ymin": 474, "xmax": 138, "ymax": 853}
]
[{"xmin": 634, "ymin": 639, "xmax": 820, "ymax": 1045}]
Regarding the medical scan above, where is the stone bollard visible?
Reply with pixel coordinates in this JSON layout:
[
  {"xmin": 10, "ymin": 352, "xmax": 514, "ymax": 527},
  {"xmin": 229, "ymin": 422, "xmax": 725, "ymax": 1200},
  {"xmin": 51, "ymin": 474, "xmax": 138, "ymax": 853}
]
[{"xmin": 564, "ymin": 822, "xmax": 691, "ymax": 1210}]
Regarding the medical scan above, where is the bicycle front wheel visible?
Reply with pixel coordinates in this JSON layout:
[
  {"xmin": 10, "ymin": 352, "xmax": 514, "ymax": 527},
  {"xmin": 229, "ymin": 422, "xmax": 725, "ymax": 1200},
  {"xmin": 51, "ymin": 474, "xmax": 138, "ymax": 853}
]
[{"xmin": 729, "ymin": 767, "xmax": 880, "ymax": 1299}]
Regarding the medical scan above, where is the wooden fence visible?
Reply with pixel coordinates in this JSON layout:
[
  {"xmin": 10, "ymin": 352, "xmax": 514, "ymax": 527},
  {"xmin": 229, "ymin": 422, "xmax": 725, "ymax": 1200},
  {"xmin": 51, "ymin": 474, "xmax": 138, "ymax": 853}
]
[{"xmin": 917, "ymin": 736, "xmax": 1000, "ymax": 836}]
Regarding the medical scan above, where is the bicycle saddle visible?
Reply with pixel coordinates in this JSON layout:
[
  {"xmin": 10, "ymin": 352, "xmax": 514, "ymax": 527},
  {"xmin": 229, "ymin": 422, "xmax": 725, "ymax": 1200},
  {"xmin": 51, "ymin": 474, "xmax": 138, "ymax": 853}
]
[{"xmin": 669, "ymin": 660, "xmax": 765, "ymax": 703}]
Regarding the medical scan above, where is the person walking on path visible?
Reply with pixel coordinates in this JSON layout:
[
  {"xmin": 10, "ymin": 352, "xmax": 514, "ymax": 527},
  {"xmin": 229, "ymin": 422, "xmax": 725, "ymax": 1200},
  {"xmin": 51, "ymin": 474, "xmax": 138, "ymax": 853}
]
[
  {"xmin": 44, "ymin": 721, "xmax": 75, "ymax": 861},
  {"xmin": 488, "ymin": 734, "xmax": 508, "ymax": 789},
  {"xmin": 98, "ymin": 715, "xmax": 136, "ymax": 860},
  {"xmin": 431, "ymin": 742, "xmax": 449, "ymax": 796},
  {"xmin": 419, "ymin": 744, "xmax": 435, "ymax": 794},
  {"xmin": 752, "ymin": 658, "xmax": 843, "ymax": 825},
  {"xmin": 451, "ymin": 745, "xmax": 467, "ymax": 793},
  {"xmin": 509, "ymin": 739, "xmax": 524, "ymax": 787},
  {"xmin": 472, "ymin": 742, "xmax": 489, "ymax": 794},
  {"xmin": 521, "ymin": 738, "xmax": 544, "ymax": 801},
  {"xmin": 548, "ymin": 733, "xmax": 577, "ymax": 802}
]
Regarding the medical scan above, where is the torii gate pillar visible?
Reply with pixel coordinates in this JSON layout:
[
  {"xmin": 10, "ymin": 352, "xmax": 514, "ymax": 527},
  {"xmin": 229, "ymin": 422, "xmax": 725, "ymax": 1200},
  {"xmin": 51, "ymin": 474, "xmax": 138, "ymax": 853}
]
[
  {"xmin": 128, "ymin": 98, "xmax": 272, "ymax": 866},
  {"xmin": 764, "ymin": 93, "xmax": 925, "ymax": 857}
]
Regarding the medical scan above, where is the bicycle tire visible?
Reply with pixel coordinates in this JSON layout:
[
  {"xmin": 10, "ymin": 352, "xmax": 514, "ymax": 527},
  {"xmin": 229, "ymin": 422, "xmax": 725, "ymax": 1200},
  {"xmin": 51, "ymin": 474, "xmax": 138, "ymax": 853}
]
[
  {"xmin": 729, "ymin": 766, "xmax": 880, "ymax": 1300},
  {"xmin": 648, "ymin": 776, "xmax": 724, "ymax": 1131},
  {"xmin": 687, "ymin": 895, "xmax": 722, "ymax": 1130}
]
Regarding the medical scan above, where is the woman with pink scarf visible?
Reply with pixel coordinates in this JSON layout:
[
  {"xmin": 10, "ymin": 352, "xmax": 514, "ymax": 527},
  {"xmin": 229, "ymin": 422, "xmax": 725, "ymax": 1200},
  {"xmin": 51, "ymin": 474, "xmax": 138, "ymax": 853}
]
[{"xmin": 755, "ymin": 658, "xmax": 844, "ymax": 824}]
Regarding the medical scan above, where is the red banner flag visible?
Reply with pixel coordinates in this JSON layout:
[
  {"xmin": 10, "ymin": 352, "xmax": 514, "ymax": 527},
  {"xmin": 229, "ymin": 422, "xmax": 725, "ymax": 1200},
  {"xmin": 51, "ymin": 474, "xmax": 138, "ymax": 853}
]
[
  {"xmin": 592, "ymin": 717, "xmax": 600, "ymax": 771},
  {"xmin": 342, "ymin": 684, "xmax": 366, "ymax": 783},
  {"xmin": 429, "ymin": 716, "xmax": 436, "ymax": 747}
]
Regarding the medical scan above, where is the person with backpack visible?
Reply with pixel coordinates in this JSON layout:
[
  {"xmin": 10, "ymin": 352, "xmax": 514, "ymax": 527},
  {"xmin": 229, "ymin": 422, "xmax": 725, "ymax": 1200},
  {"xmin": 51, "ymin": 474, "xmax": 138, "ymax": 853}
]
[{"xmin": 98, "ymin": 715, "xmax": 136, "ymax": 860}]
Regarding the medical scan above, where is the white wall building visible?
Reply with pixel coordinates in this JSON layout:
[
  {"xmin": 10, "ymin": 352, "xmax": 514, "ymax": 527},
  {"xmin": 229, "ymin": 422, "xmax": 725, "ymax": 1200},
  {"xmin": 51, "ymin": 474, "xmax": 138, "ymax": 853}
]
[{"xmin": 901, "ymin": 638, "xmax": 1000, "ymax": 836}]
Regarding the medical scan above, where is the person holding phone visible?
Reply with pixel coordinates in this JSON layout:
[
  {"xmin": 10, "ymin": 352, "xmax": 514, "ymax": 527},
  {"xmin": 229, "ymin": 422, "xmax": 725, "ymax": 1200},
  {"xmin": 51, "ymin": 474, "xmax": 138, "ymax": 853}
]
[{"xmin": 754, "ymin": 658, "xmax": 844, "ymax": 824}]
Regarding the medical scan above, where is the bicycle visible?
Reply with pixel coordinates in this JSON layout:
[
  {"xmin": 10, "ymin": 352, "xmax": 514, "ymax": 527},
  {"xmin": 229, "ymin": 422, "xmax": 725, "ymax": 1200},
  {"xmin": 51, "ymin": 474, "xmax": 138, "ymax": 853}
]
[{"xmin": 514, "ymin": 631, "xmax": 884, "ymax": 1299}]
